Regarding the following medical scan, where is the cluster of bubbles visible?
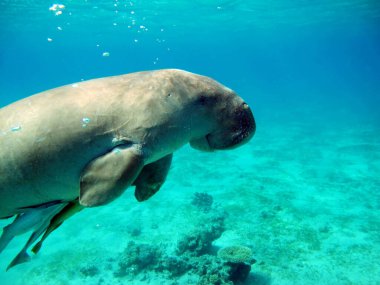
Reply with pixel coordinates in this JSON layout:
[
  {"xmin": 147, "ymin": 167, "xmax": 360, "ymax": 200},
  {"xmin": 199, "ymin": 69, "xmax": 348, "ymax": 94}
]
[
  {"xmin": 102, "ymin": 0, "xmax": 170, "ymax": 64},
  {"xmin": 49, "ymin": 3, "xmax": 65, "ymax": 16},
  {"xmin": 46, "ymin": 0, "xmax": 170, "ymax": 65},
  {"xmin": 47, "ymin": 3, "xmax": 68, "ymax": 42}
]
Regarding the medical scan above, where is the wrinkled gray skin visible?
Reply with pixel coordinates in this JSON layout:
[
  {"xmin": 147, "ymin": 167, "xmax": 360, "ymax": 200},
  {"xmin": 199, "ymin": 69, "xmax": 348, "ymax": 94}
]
[{"xmin": 0, "ymin": 69, "xmax": 255, "ymax": 218}]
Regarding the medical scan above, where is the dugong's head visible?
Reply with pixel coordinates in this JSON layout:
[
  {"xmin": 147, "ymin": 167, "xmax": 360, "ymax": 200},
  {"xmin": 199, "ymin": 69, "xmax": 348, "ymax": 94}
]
[{"xmin": 176, "ymin": 71, "xmax": 256, "ymax": 151}]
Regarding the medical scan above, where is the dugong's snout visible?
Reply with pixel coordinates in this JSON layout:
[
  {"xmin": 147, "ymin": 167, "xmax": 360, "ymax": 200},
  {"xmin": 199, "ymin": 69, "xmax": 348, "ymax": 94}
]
[
  {"xmin": 230, "ymin": 103, "xmax": 255, "ymax": 146},
  {"xmin": 208, "ymin": 102, "xmax": 255, "ymax": 150},
  {"xmin": 190, "ymin": 100, "xmax": 256, "ymax": 151}
]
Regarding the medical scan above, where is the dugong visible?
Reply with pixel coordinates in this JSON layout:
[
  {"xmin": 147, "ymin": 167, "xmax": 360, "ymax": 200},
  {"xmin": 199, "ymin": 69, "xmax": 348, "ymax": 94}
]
[{"xmin": 0, "ymin": 69, "xmax": 255, "ymax": 268}]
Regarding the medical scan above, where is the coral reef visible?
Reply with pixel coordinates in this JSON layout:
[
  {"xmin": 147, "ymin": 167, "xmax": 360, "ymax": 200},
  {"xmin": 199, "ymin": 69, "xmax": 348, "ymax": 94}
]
[
  {"xmin": 156, "ymin": 255, "xmax": 190, "ymax": 277},
  {"xmin": 189, "ymin": 254, "xmax": 232, "ymax": 285},
  {"xmin": 108, "ymin": 195, "xmax": 254, "ymax": 284},
  {"xmin": 114, "ymin": 241, "xmax": 161, "ymax": 277},
  {"xmin": 79, "ymin": 264, "xmax": 100, "ymax": 277},
  {"xmin": 176, "ymin": 225, "xmax": 222, "ymax": 256},
  {"xmin": 197, "ymin": 272, "xmax": 233, "ymax": 285},
  {"xmin": 177, "ymin": 209, "xmax": 226, "ymax": 256},
  {"xmin": 217, "ymin": 246, "xmax": 253, "ymax": 264},
  {"xmin": 217, "ymin": 245, "xmax": 256, "ymax": 283},
  {"xmin": 191, "ymin": 192, "xmax": 214, "ymax": 213}
]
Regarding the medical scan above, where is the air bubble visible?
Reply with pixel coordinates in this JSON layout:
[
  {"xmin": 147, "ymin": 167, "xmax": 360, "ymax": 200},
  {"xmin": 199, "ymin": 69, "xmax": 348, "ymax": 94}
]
[
  {"xmin": 82, "ymin": 117, "xmax": 91, "ymax": 128},
  {"xmin": 11, "ymin": 126, "xmax": 22, "ymax": 132}
]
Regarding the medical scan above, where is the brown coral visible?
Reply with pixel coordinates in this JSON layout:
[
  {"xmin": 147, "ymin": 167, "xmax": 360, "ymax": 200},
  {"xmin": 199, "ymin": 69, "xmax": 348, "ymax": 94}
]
[{"xmin": 217, "ymin": 245, "xmax": 252, "ymax": 263}]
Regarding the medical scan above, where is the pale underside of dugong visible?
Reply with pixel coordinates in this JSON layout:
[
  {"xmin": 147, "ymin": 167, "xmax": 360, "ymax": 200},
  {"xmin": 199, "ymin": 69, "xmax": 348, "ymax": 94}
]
[{"xmin": 0, "ymin": 69, "xmax": 255, "ymax": 219}]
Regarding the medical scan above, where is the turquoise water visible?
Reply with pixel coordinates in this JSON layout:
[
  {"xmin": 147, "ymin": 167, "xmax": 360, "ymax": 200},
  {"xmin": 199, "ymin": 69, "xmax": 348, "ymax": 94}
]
[{"xmin": 1, "ymin": 1, "xmax": 380, "ymax": 284}]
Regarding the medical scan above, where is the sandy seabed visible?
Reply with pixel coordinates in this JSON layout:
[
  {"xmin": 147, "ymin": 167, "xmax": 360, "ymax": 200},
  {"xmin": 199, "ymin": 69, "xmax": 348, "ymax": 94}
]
[{"xmin": 0, "ymin": 117, "xmax": 379, "ymax": 285}]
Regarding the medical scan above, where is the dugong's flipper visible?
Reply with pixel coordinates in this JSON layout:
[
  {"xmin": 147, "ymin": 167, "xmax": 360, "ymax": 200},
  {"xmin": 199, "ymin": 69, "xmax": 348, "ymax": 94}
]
[
  {"xmin": 5, "ymin": 202, "xmax": 67, "ymax": 271},
  {"xmin": 133, "ymin": 154, "xmax": 173, "ymax": 201},
  {"xmin": 79, "ymin": 146, "xmax": 144, "ymax": 207},
  {"xmin": 32, "ymin": 199, "xmax": 83, "ymax": 254}
]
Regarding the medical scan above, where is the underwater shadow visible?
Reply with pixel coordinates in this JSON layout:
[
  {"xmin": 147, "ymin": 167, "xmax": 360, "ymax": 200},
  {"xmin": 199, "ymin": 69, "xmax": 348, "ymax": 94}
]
[{"xmin": 242, "ymin": 272, "xmax": 271, "ymax": 285}]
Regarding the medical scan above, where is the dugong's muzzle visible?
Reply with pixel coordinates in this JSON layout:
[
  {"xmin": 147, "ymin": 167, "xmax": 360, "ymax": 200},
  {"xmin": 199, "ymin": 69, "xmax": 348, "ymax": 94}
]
[{"xmin": 190, "ymin": 102, "xmax": 256, "ymax": 151}]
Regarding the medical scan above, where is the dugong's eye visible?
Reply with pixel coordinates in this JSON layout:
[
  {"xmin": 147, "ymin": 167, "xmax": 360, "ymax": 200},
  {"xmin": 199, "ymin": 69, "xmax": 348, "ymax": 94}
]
[
  {"xmin": 197, "ymin": 95, "xmax": 208, "ymax": 106},
  {"xmin": 196, "ymin": 94, "xmax": 218, "ymax": 106}
]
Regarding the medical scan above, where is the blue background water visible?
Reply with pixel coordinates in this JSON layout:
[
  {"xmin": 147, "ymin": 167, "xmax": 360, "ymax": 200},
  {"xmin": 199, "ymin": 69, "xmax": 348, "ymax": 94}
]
[
  {"xmin": 1, "ymin": 1, "xmax": 380, "ymax": 284},
  {"xmin": 1, "ymin": 0, "xmax": 379, "ymax": 124}
]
